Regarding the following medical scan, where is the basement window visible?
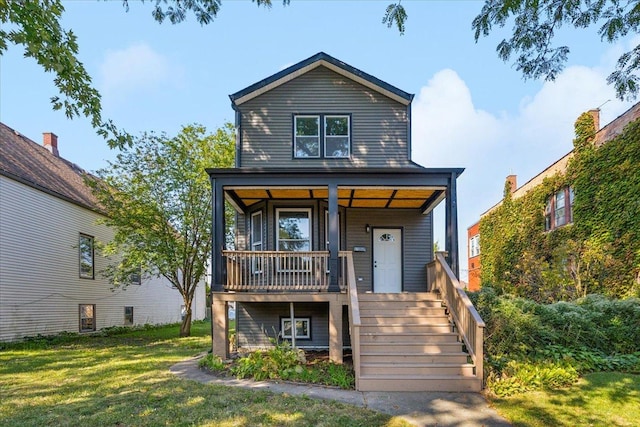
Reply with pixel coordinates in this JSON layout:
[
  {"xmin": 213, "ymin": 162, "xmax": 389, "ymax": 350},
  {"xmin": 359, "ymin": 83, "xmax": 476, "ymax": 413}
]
[
  {"xmin": 280, "ymin": 317, "xmax": 311, "ymax": 340},
  {"xmin": 79, "ymin": 304, "xmax": 96, "ymax": 332}
]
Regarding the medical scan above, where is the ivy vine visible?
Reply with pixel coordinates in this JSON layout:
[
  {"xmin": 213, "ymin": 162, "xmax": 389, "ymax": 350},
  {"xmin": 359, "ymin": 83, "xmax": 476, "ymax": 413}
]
[{"xmin": 480, "ymin": 112, "xmax": 640, "ymax": 301}]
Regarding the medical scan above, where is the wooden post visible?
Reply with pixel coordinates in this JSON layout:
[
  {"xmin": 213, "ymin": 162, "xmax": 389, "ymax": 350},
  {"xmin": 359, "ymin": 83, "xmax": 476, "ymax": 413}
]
[
  {"xmin": 329, "ymin": 298, "xmax": 343, "ymax": 363},
  {"xmin": 212, "ymin": 298, "xmax": 228, "ymax": 359}
]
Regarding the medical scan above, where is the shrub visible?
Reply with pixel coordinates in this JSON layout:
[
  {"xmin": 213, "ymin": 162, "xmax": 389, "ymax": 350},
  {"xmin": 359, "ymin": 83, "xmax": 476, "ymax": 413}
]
[{"xmin": 471, "ymin": 288, "xmax": 640, "ymax": 395}]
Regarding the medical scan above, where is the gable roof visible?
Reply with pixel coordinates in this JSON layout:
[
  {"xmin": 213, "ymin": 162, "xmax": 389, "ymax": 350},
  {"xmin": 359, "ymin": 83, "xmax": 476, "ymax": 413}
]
[
  {"xmin": 229, "ymin": 52, "xmax": 414, "ymax": 106},
  {"xmin": 0, "ymin": 122, "xmax": 100, "ymax": 212}
]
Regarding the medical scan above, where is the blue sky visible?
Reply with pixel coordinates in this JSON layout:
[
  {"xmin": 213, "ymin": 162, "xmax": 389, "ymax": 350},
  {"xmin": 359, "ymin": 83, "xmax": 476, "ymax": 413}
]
[{"xmin": 1, "ymin": 1, "xmax": 636, "ymax": 280}]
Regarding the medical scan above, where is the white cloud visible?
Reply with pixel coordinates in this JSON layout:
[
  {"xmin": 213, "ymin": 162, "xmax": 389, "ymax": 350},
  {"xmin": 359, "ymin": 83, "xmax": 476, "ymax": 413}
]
[
  {"xmin": 410, "ymin": 47, "xmax": 634, "ymax": 281},
  {"xmin": 411, "ymin": 69, "xmax": 503, "ymax": 168},
  {"xmin": 99, "ymin": 42, "xmax": 179, "ymax": 101}
]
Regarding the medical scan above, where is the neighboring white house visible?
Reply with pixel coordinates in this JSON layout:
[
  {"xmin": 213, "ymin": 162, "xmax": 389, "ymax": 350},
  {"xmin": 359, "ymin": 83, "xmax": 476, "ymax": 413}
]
[{"xmin": 0, "ymin": 123, "xmax": 206, "ymax": 342}]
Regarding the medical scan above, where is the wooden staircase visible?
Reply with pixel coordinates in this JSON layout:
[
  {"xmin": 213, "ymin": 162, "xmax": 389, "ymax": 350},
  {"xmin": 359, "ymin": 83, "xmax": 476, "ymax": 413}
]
[{"xmin": 356, "ymin": 292, "xmax": 482, "ymax": 392}]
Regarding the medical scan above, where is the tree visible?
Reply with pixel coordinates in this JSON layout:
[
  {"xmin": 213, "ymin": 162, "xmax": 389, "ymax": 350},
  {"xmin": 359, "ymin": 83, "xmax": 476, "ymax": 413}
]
[
  {"xmin": 471, "ymin": 0, "xmax": 640, "ymax": 100},
  {"xmin": 1, "ymin": 0, "xmax": 129, "ymax": 146},
  {"xmin": 87, "ymin": 123, "xmax": 235, "ymax": 337}
]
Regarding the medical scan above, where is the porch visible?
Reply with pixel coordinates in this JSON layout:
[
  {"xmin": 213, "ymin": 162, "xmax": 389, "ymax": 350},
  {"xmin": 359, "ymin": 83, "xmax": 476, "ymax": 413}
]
[{"xmin": 211, "ymin": 251, "xmax": 485, "ymax": 392}]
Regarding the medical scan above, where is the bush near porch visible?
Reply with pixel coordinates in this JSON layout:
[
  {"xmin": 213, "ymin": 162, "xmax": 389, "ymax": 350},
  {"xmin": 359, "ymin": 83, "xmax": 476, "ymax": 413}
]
[{"xmin": 469, "ymin": 287, "xmax": 640, "ymax": 397}]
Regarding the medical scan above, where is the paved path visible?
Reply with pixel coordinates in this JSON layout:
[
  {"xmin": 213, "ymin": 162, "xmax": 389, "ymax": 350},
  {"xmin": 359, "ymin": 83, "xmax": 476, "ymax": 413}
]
[{"xmin": 170, "ymin": 356, "xmax": 511, "ymax": 427}]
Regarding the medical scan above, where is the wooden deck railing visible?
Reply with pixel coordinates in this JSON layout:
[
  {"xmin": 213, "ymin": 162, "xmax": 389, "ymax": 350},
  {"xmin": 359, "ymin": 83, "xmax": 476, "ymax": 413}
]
[
  {"xmin": 223, "ymin": 250, "xmax": 348, "ymax": 292},
  {"xmin": 344, "ymin": 252, "xmax": 361, "ymax": 390},
  {"xmin": 428, "ymin": 251, "xmax": 486, "ymax": 383}
]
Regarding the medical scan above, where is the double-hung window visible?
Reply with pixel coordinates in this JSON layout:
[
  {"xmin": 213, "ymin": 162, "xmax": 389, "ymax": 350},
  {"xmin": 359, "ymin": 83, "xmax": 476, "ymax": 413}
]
[
  {"xmin": 277, "ymin": 208, "xmax": 311, "ymax": 271},
  {"xmin": 324, "ymin": 115, "xmax": 350, "ymax": 157},
  {"xmin": 554, "ymin": 190, "xmax": 566, "ymax": 227},
  {"xmin": 469, "ymin": 235, "xmax": 480, "ymax": 257},
  {"xmin": 294, "ymin": 116, "xmax": 320, "ymax": 158},
  {"xmin": 294, "ymin": 114, "xmax": 350, "ymax": 159},
  {"xmin": 545, "ymin": 187, "xmax": 574, "ymax": 231}
]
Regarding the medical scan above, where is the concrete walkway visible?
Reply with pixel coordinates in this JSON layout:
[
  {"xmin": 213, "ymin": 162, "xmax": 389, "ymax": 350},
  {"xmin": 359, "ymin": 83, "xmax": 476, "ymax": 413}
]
[{"xmin": 170, "ymin": 356, "xmax": 511, "ymax": 427}]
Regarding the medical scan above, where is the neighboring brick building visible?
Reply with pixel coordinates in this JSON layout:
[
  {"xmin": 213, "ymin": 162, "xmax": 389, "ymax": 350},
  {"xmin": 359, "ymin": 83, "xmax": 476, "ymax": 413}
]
[
  {"xmin": 468, "ymin": 102, "xmax": 640, "ymax": 290},
  {"xmin": 467, "ymin": 221, "xmax": 481, "ymax": 291}
]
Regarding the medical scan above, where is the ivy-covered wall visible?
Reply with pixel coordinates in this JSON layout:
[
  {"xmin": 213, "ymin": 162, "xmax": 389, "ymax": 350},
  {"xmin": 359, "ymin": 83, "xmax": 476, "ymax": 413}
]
[{"xmin": 479, "ymin": 113, "xmax": 640, "ymax": 301}]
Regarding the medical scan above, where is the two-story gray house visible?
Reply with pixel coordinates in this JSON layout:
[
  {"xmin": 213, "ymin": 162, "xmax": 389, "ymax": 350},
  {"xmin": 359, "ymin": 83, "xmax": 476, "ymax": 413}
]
[{"xmin": 208, "ymin": 53, "xmax": 485, "ymax": 392}]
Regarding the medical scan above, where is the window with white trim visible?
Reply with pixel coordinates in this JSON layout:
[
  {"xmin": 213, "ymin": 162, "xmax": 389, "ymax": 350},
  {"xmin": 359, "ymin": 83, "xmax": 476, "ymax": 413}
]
[
  {"xmin": 79, "ymin": 304, "xmax": 96, "ymax": 332},
  {"xmin": 324, "ymin": 116, "xmax": 350, "ymax": 157},
  {"xmin": 277, "ymin": 208, "xmax": 312, "ymax": 272},
  {"xmin": 251, "ymin": 211, "xmax": 263, "ymax": 273},
  {"xmin": 294, "ymin": 115, "xmax": 320, "ymax": 158},
  {"xmin": 277, "ymin": 208, "xmax": 311, "ymax": 252},
  {"xmin": 469, "ymin": 234, "xmax": 480, "ymax": 257},
  {"xmin": 294, "ymin": 114, "xmax": 350, "ymax": 159},
  {"xmin": 281, "ymin": 317, "xmax": 311, "ymax": 339}
]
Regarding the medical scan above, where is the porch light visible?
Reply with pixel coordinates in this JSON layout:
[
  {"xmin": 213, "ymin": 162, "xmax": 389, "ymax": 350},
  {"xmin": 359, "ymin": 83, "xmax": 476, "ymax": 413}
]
[{"xmin": 365, "ymin": 224, "xmax": 371, "ymax": 233}]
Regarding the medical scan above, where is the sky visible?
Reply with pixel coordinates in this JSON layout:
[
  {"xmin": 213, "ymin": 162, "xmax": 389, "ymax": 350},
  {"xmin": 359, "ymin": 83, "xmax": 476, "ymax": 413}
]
[{"xmin": 1, "ymin": 0, "xmax": 636, "ymax": 281}]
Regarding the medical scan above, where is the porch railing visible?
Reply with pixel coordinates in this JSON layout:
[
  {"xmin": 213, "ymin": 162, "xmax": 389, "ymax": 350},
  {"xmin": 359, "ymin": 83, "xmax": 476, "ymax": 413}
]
[
  {"xmin": 223, "ymin": 250, "xmax": 348, "ymax": 292},
  {"xmin": 344, "ymin": 251, "xmax": 361, "ymax": 390},
  {"xmin": 428, "ymin": 251, "xmax": 485, "ymax": 384}
]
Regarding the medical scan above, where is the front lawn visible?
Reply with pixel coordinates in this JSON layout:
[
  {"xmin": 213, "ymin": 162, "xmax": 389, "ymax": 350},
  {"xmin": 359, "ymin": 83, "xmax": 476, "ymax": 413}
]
[
  {"xmin": 491, "ymin": 372, "xmax": 640, "ymax": 426},
  {"xmin": 0, "ymin": 322, "xmax": 407, "ymax": 427}
]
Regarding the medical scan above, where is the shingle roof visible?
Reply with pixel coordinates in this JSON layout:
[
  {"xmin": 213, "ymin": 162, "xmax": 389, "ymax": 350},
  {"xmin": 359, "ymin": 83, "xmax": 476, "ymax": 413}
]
[
  {"xmin": 229, "ymin": 52, "xmax": 414, "ymax": 106},
  {"xmin": 0, "ymin": 122, "xmax": 100, "ymax": 211}
]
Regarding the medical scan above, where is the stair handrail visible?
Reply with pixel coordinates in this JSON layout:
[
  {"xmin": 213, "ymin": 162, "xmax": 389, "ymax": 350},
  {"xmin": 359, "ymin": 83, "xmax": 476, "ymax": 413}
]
[
  {"xmin": 343, "ymin": 251, "xmax": 361, "ymax": 390},
  {"xmin": 432, "ymin": 251, "xmax": 485, "ymax": 385}
]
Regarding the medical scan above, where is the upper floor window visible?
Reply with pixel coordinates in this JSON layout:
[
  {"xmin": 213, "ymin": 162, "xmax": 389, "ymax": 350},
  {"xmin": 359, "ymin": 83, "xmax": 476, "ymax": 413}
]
[
  {"xmin": 545, "ymin": 187, "xmax": 574, "ymax": 231},
  {"xmin": 79, "ymin": 234, "xmax": 94, "ymax": 279},
  {"xmin": 325, "ymin": 116, "xmax": 350, "ymax": 157},
  {"xmin": 294, "ymin": 114, "xmax": 350, "ymax": 159},
  {"xmin": 469, "ymin": 234, "xmax": 480, "ymax": 257}
]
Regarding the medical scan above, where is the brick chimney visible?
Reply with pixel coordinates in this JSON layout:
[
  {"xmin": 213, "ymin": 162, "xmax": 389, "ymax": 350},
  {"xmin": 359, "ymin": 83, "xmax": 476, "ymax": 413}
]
[
  {"xmin": 588, "ymin": 109, "xmax": 600, "ymax": 131},
  {"xmin": 506, "ymin": 174, "xmax": 517, "ymax": 194},
  {"xmin": 43, "ymin": 132, "xmax": 59, "ymax": 156}
]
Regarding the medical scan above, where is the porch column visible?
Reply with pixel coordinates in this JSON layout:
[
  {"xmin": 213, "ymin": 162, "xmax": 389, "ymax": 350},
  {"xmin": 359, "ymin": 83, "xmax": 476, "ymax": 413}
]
[
  {"xmin": 329, "ymin": 298, "xmax": 343, "ymax": 363},
  {"xmin": 212, "ymin": 298, "xmax": 228, "ymax": 358},
  {"xmin": 445, "ymin": 172, "xmax": 460, "ymax": 277},
  {"xmin": 328, "ymin": 183, "xmax": 340, "ymax": 292},
  {"xmin": 211, "ymin": 178, "xmax": 225, "ymax": 292}
]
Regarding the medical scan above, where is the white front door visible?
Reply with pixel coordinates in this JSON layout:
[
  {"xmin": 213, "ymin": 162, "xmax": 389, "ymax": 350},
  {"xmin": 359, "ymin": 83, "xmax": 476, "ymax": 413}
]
[{"xmin": 373, "ymin": 228, "xmax": 402, "ymax": 293}]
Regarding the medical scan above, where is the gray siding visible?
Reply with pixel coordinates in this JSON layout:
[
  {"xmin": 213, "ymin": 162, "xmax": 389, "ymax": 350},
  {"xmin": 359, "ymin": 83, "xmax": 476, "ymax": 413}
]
[
  {"xmin": 238, "ymin": 66, "xmax": 414, "ymax": 168},
  {"xmin": 236, "ymin": 302, "xmax": 330, "ymax": 348},
  {"xmin": 0, "ymin": 176, "xmax": 206, "ymax": 342},
  {"xmin": 346, "ymin": 208, "xmax": 433, "ymax": 293}
]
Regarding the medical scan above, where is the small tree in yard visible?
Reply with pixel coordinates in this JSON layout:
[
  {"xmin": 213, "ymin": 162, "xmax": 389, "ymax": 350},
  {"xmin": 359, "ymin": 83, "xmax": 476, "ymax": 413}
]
[{"xmin": 88, "ymin": 123, "xmax": 235, "ymax": 336}]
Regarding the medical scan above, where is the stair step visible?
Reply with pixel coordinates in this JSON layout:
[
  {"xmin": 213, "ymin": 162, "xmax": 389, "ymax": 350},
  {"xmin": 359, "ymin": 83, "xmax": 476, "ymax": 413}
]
[
  {"xmin": 358, "ymin": 292, "xmax": 441, "ymax": 302},
  {"xmin": 360, "ymin": 352, "xmax": 470, "ymax": 364},
  {"xmin": 359, "ymin": 332, "xmax": 459, "ymax": 343},
  {"xmin": 359, "ymin": 307, "xmax": 447, "ymax": 316},
  {"xmin": 360, "ymin": 324, "xmax": 453, "ymax": 333},
  {"xmin": 360, "ymin": 315, "xmax": 450, "ymax": 325},
  {"xmin": 358, "ymin": 375, "xmax": 482, "ymax": 392},
  {"xmin": 360, "ymin": 362, "xmax": 475, "ymax": 376},
  {"xmin": 361, "ymin": 342, "xmax": 463, "ymax": 353},
  {"xmin": 358, "ymin": 300, "xmax": 444, "ymax": 308}
]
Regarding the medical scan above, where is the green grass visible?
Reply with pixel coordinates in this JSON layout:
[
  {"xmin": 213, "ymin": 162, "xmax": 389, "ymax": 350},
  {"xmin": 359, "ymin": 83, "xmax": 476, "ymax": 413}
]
[
  {"xmin": 0, "ymin": 322, "xmax": 408, "ymax": 427},
  {"xmin": 491, "ymin": 372, "xmax": 640, "ymax": 426}
]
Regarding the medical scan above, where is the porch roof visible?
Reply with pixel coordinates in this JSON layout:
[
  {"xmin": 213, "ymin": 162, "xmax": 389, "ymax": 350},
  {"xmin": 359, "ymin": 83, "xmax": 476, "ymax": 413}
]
[{"xmin": 206, "ymin": 167, "xmax": 464, "ymax": 214}]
